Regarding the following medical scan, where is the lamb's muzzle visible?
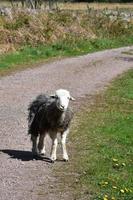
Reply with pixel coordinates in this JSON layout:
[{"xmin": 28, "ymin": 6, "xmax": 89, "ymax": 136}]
[{"xmin": 28, "ymin": 89, "xmax": 74, "ymax": 162}]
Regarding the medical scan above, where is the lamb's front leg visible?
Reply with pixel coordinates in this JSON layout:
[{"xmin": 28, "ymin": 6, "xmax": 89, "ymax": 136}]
[
  {"xmin": 61, "ymin": 129, "xmax": 69, "ymax": 161},
  {"xmin": 50, "ymin": 133, "xmax": 58, "ymax": 162}
]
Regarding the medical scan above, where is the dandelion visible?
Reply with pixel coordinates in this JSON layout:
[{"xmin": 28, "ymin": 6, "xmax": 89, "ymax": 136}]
[
  {"xmin": 112, "ymin": 186, "xmax": 117, "ymax": 189},
  {"xmin": 113, "ymin": 163, "xmax": 119, "ymax": 168},
  {"xmin": 124, "ymin": 188, "xmax": 128, "ymax": 192},
  {"xmin": 103, "ymin": 195, "xmax": 108, "ymax": 200},
  {"xmin": 99, "ymin": 181, "xmax": 108, "ymax": 187},
  {"xmin": 120, "ymin": 189, "xmax": 125, "ymax": 193},
  {"xmin": 112, "ymin": 158, "xmax": 118, "ymax": 162},
  {"xmin": 111, "ymin": 197, "xmax": 115, "ymax": 200}
]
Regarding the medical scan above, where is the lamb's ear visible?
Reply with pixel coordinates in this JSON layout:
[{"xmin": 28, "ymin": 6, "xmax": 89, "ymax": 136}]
[
  {"xmin": 70, "ymin": 96, "xmax": 75, "ymax": 101},
  {"xmin": 50, "ymin": 94, "xmax": 58, "ymax": 99}
]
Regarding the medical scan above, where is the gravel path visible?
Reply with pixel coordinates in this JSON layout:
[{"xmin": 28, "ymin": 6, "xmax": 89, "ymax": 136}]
[{"xmin": 0, "ymin": 46, "xmax": 133, "ymax": 200}]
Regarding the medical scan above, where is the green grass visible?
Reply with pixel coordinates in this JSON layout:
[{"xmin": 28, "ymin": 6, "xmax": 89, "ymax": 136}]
[
  {"xmin": 0, "ymin": 45, "xmax": 61, "ymax": 75},
  {"xmin": 57, "ymin": 70, "xmax": 133, "ymax": 200},
  {"xmin": 0, "ymin": 36, "xmax": 133, "ymax": 76}
]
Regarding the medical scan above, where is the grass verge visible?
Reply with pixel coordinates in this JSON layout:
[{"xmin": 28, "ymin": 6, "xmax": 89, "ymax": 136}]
[
  {"xmin": 0, "ymin": 36, "xmax": 133, "ymax": 76},
  {"xmin": 55, "ymin": 70, "xmax": 133, "ymax": 200}
]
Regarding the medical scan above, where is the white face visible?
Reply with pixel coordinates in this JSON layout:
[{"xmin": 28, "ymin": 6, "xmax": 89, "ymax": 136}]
[{"xmin": 55, "ymin": 89, "xmax": 71, "ymax": 111}]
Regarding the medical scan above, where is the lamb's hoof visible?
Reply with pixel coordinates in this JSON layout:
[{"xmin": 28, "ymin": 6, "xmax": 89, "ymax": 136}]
[
  {"xmin": 39, "ymin": 153, "xmax": 45, "ymax": 157},
  {"xmin": 38, "ymin": 149, "xmax": 46, "ymax": 156},
  {"xmin": 50, "ymin": 159, "xmax": 55, "ymax": 163},
  {"xmin": 32, "ymin": 151, "xmax": 39, "ymax": 157},
  {"xmin": 63, "ymin": 155, "xmax": 69, "ymax": 162},
  {"xmin": 50, "ymin": 156, "xmax": 56, "ymax": 163},
  {"xmin": 63, "ymin": 158, "xmax": 69, "ymax": 162},
  {"xmin": 32, "ymin": 154, "xmax": 40, "ymax": 160},
  {"xmin": 32, "ymin": 150, "xmax": 43, "ymax": 159}
]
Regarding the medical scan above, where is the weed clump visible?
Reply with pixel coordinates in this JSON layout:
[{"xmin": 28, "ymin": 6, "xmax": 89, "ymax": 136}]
[{"xmin": 0, "ymin": 8, "xmax": 133, "ymax": 54}]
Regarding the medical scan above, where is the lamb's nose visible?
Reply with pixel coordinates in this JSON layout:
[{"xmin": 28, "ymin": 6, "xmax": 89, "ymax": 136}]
[{"xmin": 60, "ymin": 105, "xmax": 64, "ymax": 110}]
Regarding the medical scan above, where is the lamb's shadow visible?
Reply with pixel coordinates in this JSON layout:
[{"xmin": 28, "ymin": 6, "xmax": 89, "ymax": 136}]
[{"xmin": 0, "ymin": 149, "xmax": 52, "ymax": 163}]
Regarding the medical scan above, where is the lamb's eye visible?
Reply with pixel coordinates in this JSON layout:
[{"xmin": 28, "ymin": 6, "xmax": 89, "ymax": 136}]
[
  {"xmin": 55, "ymin": 95, "xmax": 58, "ymax": 99},
  {"xmin": 51, "ymin": 95, "xmax": 58, "ymax": 99}
]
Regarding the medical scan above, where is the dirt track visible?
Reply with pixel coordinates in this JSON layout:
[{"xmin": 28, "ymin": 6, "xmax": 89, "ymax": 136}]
[{"xmin": 0, "ymin": 46, "xmax": 133, "ymax": 200}]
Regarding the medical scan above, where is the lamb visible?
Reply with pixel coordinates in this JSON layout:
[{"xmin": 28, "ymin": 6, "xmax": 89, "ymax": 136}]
[{"xmin": 28, "ymin": 89, "xmax": 74, "ymax": 162}]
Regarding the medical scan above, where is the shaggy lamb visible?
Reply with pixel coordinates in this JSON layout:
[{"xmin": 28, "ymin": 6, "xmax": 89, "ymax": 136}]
[{"xmin": 28, "ymin": 89, "xmax": 74, "ymax": 162}]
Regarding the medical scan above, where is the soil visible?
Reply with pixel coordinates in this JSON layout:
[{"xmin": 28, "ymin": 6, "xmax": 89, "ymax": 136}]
[{"xmin": 0, "ymin": 46, "xmax": 133, "ymax": 200}]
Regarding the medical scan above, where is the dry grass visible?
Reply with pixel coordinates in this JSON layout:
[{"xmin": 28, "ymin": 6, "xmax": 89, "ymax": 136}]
[
  {"xmin": 1, "ymin": 1, "xmax": 133, "ymax": 10},
  {"xmin": 0, "ymin": 11, "xmax": 96, "ymax": 54},
  {"xmin": 0, "ymin": 7, "xmax": 133, "ymax": 54},
  {"xmin": 59, "ymin": 3, "xmax": 133, "ymax": 11}
]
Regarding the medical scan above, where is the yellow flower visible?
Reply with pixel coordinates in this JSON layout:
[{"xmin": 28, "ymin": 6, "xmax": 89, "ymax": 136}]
[
  {"xmin": 112, "ymin": 186, "xmax": 117, "ymax": 189},
  {"xmin": 103, "ymin": 195, "xmax": 108, "ymax": 200},
  {"xmin": 112, "ymin": 197, "xmax": 115, "ymax": 200},
  {"xmin": 125, "ymin": 188, "xmax": 128, "ymax": 192},
  {"xmin": 120, "ymin": 189, "xmax": 125, "ymax": 193},
  {"xmin": 99, "ymin": 181, "xmax": 108, "ymax": 186},
  {"xmin": 103, "ymin": 197, "xmax": 108, "ymax": 200},
  {"xmin": 122, "ymin": 163, "xmax": 126, "ymax": 166},
  {"xmin": 113, "ymin": 163, "xmax": 119, "ymax": 168},
  {"xmin": 112, "ymin": 158, "xmax": 118, "ymax": 162}
]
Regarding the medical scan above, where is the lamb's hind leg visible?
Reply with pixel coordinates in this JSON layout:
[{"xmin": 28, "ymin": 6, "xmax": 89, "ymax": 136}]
[
  {"xmin": 31, "ymin": 135, "xmax": 38, "ymax": 155},
  {"xmin": 38, "ymin": 133, "xmax": 46, "ymax": 156},
  {"xmin": 61, "ymin": 129, "xmax": 69, "ymax": 161}
]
